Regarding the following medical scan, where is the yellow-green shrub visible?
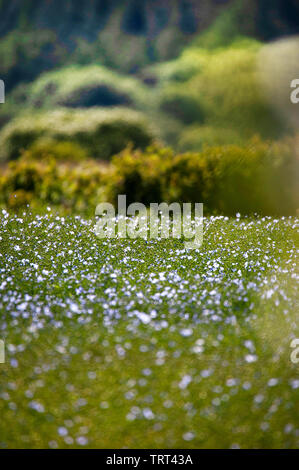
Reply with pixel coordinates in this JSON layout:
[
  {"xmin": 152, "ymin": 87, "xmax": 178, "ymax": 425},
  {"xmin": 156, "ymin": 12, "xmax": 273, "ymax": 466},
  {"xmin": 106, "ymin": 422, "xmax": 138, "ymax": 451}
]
[
  {"xmin": 108, "ymin": 145, "xmax": 171, "ymax": 205},
  {"xmin": 154, "ymin": 39, "xmax": 284, "ymax": 145},
  {"xmin": 28, "ymin": 65, "xmax": 148, "ymax": 109},
  {"xmin": 0, "ymin": 153, "xmax": 109, "ymax": 213},
  {"xmin": 178, "ymin": 125, "xmax": 243, "ymax": 151},
  {"xmin": 0, "ymin": 108, "xmax": 154, "ymax": 162},
  {"xmin": 23, "ymin": 140, "xmax": 90, "ymax": 162},
  {"xmin": 110, "ymin": 138, "xmax": 298, "ymax": 215},
  {"xmin": 1, "ymin": 138, "xmax": 297, "ymax": 216}
]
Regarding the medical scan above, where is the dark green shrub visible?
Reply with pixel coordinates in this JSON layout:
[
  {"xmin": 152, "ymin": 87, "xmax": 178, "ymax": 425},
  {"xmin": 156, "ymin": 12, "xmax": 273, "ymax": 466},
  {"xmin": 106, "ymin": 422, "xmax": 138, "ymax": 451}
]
[
  {"xmin": 0, "ymin": 125, "xmax": 45, "ymax": 161},
  {"xmin": 109, "ymin": 139, "xmax": 298, "ymax": 215},
  {"xmin": 0, "ymin": 154, "xmax": 108, "ymax": 213},
  {"xmin": 159, "ymin": 89, "xmax": 205, "ymax": 124},
  {"xmin": 56, "ymin": 83, "xmax": 133, "ymax": 108},
  {"xmin": 28, "ymin": 65, "xmax": 147, "ymax": 110},
  {"xmin": 1, "ymin": 138, "xmax": 297, "ymax": 216},
  {"xmin": 153, "ymin": 39, "xmax": 284, "ymax": 146},
  {"xmin": 0, "ymin": 108, "xmax": 154, "ymax": 162},
  {"xmin": 0, "ymin": 30, "xmax": 66, "ymax": 91},
  {"xmin": 109, "ymin": 145, "xmax": 169, "ymax": 205}
]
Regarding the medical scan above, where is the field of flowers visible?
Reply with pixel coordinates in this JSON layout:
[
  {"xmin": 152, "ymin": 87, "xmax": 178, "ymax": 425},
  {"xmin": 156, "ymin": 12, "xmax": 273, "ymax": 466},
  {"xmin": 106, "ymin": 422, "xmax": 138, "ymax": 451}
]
[{"xmin": 0, "ymin": 211, "xmax": 298, "ymax": 448}]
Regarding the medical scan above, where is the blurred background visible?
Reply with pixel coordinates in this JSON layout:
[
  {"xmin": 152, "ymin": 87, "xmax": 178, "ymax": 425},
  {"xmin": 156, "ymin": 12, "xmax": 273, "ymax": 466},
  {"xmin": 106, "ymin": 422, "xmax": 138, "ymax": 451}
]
[{"xmin": 0, "ymin": 0, "xmax": 298, "ymax": 215}]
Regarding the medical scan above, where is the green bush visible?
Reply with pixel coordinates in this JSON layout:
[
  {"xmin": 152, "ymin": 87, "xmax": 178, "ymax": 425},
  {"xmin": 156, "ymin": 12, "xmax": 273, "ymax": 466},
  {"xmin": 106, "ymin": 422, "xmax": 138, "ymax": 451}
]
[
  {"xmin": 1, "ymin": 137, "xmax": 297, "ymax": 216},
  {"xmin": 0, "ymin": 154, "xmax": 109, "ymax": 213},
  {"xmin": 178, "ymin": 125, "xmax": 243, "ymax": 151},
  {"xmin": 23, "ymin": 140, "xmax": 90, "ymax": 162},
  {"xmin": 0, "ymin": 108, "xmax": 154, "ymax": 161},
  {"xmin": 144, "ymin": 48, "xmax": 205, "ymax": 84},
  {"xmin": 109, "ymin": 139, "xmax": 298, "ymax": 215},
  {"xmin": 108, "ymin": 145, "xmax": 170, "ymax": 205},
  {"xmin": 27, "ymin": 65, "xmax": 148, "ymax": 110},
  {"xmin": 153, "ymin": 38, "xmax": 284, "ymax": 146},
  {"xmin": 159, "ymin": 89, "xmax": 205, "ymax": 124}
]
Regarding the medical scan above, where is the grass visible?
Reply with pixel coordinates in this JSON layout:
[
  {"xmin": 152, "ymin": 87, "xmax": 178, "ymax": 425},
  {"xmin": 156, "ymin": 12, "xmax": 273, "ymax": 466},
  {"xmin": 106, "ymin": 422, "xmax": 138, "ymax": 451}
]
[{"xmin": 0, "ymin": 211, "xmax": 298, "ymax": 448}]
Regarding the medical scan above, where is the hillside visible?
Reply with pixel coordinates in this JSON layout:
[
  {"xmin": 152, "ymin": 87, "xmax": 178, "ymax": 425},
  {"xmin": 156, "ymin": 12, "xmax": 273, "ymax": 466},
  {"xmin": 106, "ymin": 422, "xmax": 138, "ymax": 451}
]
[{"xmin": 1, "ymin": 0, "xmax": 299, "ymax": 90}]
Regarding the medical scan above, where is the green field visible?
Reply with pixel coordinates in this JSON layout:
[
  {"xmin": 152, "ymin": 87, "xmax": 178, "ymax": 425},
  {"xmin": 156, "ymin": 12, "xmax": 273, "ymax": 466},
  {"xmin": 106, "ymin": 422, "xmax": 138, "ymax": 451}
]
[{"xmin": 0, "ymin": 211, "xmax": 298, "ymax": 448}]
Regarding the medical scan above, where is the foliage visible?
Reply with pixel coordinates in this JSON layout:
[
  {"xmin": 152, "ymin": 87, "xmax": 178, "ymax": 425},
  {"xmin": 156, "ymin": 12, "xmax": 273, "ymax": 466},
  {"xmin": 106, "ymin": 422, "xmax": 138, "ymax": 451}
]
[
  {"xmin": 178, "ymin": 125, "xmax": 243, "ymax": 151},
  {"xmin": 0, "ymin": 153, "xmax": 109, "ymax": 213},
  {"xmin": 26, "ymin": 65, "xmax": 149, "ymax": 110},
  {"xmin": 193, "ymin": 0, "xmax": 251, "ymax": 49},
  {"xmin": 0, "ymin": 28, "xmax": 292, "ymax": 154},
  {"xmin": 1, "ymin": 137, "xmax": 297, "ymax": 216},
  {"xmin": 0, "ymin": 108, "xmax": 154, "ymax": 161},
  {"xmin": 22, "ymin": 140, "xmax": 90, "ymax": 162},
  {"xmin": 0, "ymin": 29, "xmax": 67, "ymax": 91},
  {"xmin": 109, "ymin": 139, "xmax": 298, "ymax": 215},
  {"xmin": 153, "ymin": 39, "xmax": 284, "ymax": 146},
  {"xmin": 159, "ymin": 88, "xmax": 205, "ymax": 125}
]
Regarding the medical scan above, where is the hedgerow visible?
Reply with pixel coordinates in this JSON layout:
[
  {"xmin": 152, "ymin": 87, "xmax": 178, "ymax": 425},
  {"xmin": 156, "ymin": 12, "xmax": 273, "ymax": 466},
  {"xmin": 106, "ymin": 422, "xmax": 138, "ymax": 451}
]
[
  {"xmin": 1, "ymin": 138, "xmax": 296, "ymax": 216},
  {"xmin": 0, "ymin": 108, "xmax": 154, "ymax": 162},
  {"xmin": 109, "ymin": 139, "xmax": 298, "ymax": 215}
]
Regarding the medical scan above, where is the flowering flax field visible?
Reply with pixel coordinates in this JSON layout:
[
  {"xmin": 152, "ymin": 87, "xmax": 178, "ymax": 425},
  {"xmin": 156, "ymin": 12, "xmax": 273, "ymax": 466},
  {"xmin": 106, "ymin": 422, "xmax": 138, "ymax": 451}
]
[{"xmin": 0, "ymin": 211, "xmax": 298, "ymax": 449}]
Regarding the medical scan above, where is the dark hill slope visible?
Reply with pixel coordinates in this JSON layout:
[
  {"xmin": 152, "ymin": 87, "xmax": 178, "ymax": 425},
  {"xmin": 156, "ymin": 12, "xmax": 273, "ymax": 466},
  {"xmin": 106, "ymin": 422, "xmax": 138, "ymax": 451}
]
[{"xmin": 0, "ymin": 0, "xmax": 298, "ymax": 90}]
